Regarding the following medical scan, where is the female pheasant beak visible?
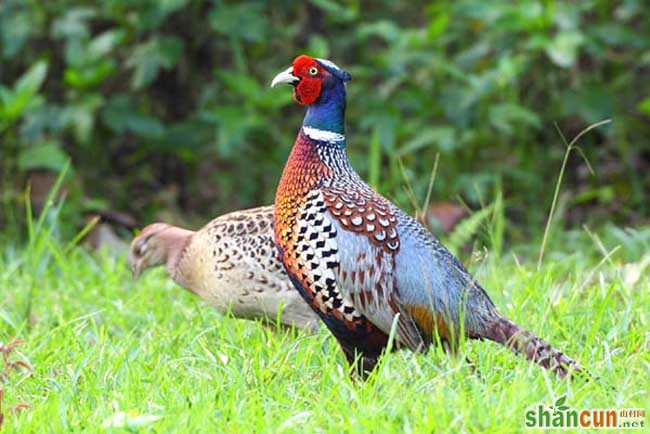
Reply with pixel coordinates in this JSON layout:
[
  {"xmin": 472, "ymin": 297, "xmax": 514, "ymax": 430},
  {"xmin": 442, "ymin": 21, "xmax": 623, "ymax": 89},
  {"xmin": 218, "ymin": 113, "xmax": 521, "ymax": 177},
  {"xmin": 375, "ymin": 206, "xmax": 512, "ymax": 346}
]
[
  {"xmin": 128, "ymin": 240, "xmax": 148, "ymax": 279},
  {"xmin": 270, "ymin": 66, "xmax": 299, "ymax": 87}
]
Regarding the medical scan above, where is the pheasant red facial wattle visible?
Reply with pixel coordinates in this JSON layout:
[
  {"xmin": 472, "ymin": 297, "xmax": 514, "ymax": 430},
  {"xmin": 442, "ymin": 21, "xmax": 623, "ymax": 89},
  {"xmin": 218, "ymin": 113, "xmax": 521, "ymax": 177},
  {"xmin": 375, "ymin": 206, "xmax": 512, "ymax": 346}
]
[{"xmin": 292, "ymin": 55, "xmax": 323, "ymax": 105}]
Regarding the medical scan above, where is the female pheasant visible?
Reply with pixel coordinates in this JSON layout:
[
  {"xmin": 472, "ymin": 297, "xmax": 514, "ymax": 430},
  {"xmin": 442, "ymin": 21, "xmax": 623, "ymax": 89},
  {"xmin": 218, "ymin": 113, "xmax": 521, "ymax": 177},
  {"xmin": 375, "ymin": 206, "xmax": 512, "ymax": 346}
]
[
  {"xmin": 128, "ymin": 206, "xmax": 319, "ymax": 330},
  {"xmin": 271, "ymin": 55, "xmax": 583, "ymax": 377}
]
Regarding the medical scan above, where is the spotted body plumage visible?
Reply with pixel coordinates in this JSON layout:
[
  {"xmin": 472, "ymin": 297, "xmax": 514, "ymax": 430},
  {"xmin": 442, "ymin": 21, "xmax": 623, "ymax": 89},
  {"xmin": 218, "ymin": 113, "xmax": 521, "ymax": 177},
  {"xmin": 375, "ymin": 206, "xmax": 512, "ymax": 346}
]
[
  {"xmin": 323, "ymin": 185, "xmax": 399, "ymax": 251},
  {"xmin": 128, "ymin": 206, "xmax": 320, "ymax": 330}
]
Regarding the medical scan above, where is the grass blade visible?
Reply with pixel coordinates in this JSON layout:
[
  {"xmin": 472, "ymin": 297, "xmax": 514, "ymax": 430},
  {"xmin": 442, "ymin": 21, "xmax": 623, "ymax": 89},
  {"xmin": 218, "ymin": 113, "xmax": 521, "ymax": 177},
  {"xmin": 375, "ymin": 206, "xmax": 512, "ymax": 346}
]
[{"xmin": 537, "ymin": 119, "xmax": 611, "ymax": 270}]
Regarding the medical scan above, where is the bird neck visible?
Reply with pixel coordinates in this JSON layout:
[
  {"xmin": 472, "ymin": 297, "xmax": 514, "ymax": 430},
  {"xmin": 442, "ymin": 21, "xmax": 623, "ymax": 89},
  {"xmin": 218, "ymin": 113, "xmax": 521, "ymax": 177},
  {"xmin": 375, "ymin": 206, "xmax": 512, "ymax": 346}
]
[
  {"xmin": 157, "ymin": 226, "xmax": 194, "ymax": 285},
  {"xmin": 302, "ymin": 81, "xmax": 347, "ymax": 147}
]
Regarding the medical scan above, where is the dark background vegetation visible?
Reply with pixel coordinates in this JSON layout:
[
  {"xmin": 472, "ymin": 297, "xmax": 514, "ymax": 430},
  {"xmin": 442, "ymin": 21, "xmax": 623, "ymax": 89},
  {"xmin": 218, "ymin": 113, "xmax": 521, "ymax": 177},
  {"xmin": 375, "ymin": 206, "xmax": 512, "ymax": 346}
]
[{"xmin": 1, "ymin": 0, "xmax": 648, "ymax": 243}]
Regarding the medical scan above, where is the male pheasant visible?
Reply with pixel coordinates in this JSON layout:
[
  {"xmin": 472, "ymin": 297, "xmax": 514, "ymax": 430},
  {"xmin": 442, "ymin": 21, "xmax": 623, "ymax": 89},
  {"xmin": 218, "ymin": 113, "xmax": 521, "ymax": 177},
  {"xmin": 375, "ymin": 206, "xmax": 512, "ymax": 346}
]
[
  {"xmin": 271, "ymin": 55, "xmax": 583, "ymax": 377},
  {"xmin": 128, "ymin": 206, "xmax": 319, "ymax": 330}
]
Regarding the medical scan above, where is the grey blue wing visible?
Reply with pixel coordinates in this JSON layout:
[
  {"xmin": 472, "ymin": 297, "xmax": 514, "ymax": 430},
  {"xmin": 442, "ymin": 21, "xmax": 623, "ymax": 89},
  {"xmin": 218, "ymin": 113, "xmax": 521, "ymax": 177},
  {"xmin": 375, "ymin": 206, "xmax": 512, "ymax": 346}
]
[
  {"xmin": 392, "ymin": 209, "xmax": 498, "ymax": 340},
  {"xmin": 330, "ymin": 213, "xmax": 426, "ymax": 352}
]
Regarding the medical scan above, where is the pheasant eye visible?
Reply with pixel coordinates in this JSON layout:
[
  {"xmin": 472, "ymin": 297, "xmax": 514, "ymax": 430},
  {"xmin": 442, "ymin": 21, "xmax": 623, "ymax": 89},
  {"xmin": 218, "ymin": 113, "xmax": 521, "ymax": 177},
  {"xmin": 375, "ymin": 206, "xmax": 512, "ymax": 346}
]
[
  {"xmin": 135, "ymin": 241, "xmax": 147, "ymax": 256},
  {"xmin": 308, "ymin": 66, "xmax": 318, "ymax": 76}
]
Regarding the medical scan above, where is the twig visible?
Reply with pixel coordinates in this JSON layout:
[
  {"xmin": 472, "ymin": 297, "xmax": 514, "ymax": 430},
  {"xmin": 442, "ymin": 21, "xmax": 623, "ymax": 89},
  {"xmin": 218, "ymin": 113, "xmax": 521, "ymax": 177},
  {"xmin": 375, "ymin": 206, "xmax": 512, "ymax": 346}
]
[
  {"xmin": 537, "ymin": 119, "xmax": 611, "ymax": 270},
  {"xmin": 420, "ymin": 153, "xmax": 440, "ymax": 221},
  {"xmin": 396, "ymin": 158, "xmax": 420, "ymax": 213}
]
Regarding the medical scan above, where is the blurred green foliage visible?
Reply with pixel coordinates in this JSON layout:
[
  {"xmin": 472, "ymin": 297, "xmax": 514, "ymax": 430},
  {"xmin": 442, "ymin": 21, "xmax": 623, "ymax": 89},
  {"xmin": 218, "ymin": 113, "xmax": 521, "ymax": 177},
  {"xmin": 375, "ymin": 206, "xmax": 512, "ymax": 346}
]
[{"xmin": 1, "ymin": 0, "xmax": 648, "ymax": 237}]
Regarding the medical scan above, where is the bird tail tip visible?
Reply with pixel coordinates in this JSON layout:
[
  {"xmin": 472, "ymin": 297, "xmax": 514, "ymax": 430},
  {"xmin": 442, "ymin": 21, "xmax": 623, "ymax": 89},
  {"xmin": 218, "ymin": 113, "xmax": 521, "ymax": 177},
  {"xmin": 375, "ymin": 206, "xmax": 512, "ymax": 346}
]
[{"xmin": 484, "ymin": 315, "xmax": 589, "ymax": 380}]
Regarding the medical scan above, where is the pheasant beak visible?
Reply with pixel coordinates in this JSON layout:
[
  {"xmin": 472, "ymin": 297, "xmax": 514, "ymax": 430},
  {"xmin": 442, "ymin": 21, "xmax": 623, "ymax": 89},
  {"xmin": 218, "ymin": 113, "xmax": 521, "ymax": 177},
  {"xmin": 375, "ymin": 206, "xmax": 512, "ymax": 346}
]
[
  {"xmin": 131, "ymin": 260, "xmax": 143, "ymax": 280},
  {"xmin": 271, "ymin": 66, "xmax": 299, "ymax": 87},
  {"xmin": 127, "ymin": 251, "xmax": 144, "ymax": 280}
]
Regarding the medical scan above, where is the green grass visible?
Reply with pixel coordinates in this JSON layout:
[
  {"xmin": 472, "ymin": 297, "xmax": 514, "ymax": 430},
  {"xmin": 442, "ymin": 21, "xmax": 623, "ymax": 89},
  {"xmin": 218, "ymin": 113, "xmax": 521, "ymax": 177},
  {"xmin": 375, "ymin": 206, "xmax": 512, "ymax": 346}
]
[{"xmin": 1, "ymin": 220, "xmax": 648, "ymax": 433}]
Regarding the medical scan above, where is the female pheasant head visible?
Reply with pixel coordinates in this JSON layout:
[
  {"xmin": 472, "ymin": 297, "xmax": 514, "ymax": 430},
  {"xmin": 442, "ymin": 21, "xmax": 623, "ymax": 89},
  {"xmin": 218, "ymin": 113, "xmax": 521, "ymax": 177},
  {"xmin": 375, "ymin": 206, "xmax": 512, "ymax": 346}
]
[
  {"xmin": 128, "ymin": 223, "xmax": 193, "ymax": 279},
  {"xmin": 271, "ymin": 55, "xmax": 351, "ymax": 137}
]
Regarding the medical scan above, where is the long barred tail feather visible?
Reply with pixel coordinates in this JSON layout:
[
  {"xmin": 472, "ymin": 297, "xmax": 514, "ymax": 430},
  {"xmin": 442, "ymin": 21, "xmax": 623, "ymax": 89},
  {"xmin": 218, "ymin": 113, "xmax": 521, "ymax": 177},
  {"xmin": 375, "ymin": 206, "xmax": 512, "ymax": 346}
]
[{"xmin": 483, "ymin": 316, "xmax": 586, "ymax": 379}]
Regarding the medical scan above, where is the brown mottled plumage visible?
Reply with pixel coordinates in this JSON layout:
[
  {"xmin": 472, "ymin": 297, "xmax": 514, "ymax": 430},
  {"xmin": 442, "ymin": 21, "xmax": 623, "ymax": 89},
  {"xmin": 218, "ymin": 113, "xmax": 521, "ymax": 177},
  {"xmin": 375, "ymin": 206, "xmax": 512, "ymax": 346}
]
[{"xmin": 128, "ymin": 206, "xmax": 319, "ymax": 331}]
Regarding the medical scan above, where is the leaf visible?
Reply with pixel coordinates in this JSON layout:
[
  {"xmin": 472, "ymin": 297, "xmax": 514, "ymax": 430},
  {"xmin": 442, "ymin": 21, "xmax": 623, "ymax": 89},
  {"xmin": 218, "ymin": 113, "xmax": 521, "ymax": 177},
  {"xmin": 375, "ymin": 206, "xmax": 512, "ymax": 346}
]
[
  {"xmin": 397, "ymin": 126, "xmax": 456, "ymax": 156},
  {"xmin": 0, "ymin": 61, "xmax": 48, "ymax": 125},
  {"xmin": 100, "ymin": 94, "xmax": 132, "ymax": 133},
  {"xmin": 592, "ymin": 23, "xmax": 643, "ymax": 48},
  {"xmin": 19, "ymin": 103, "xmax": 67, "ymax": 139},
  {"xmin": 562, "ymin": 86, "xmax": 614, "ymax": 124},
  {"xmin": 488, "ymin": 103, "xmax": 541, "ymax": 135},
  {"xmin": 427, "ymin": 13, "xmax": 449, "ymax": 40},
  {"xmin": 159, "ymin": 0, "xmax": 188, "ymax": 14},
  {"xmin": 444, "ymin": 204, "xmax": 494, "ymax": 255},
  {"xmin": 360, "ymin": 113, "xmax": 397, "ymax": 153},
  {"xmin": 64, "ymin": 60, "xmax": 116, "ymax": 89},
  {"xmin": 309, "ymin": 0, "xmax": 358, "ymax": 22},
  {"xmin": 51, "ymin": 7, "xmax": 95, "ymax": 40},
  {"xmin": 209, "ymin": 3, "xmax": 268, "ymax": 42},
  {"xmin": 100, "ymin": 94, "xmax": 165, "ymax": 138},
  {"xmin": 555, "ymin": 396, "xmax": 566, "ymax": 407},
  {"xmin": 15, "ymin": 61, "xmax": 48, "ymax": 96},
  {"xmin": 63, "ymin": 31, "xmax": 121, "ymax": 89},
  {"xmin": 127, "ymin": 36, "xmax": 183, "ymax": 89},
  {"xmin": 0, "ymin": 7, "xmax": 36, "ymax": 58},
  {"xmin": 217, "ymin": 71, "xmax": 262, "ymax": 100},
  {"xmin": 126, "ymin": 114, "xmax": 165, "ymax": 139},
  {"xmin": 17, "ymin": 140, "xmax": 69, "ymax": 172},
  {"xmin": 308, "ymin": 35, "xmax": 330, "ymax": 58},
  {"xmin": 358, "ymin": 21, "xmax": 401, "ymax": 42},
  {"xmin": 638, "ymin": 97, "xmax": 650, "ymax": 116},
  {"xmin": 211, "ymin": 106, "xmax": 258, "ymax": 155},
  {"xmin": 545, "ymin": 31, "xmax": 584, "ymax": 68},
  {"xmin": 495, "ymin": 54, "xmax": 526, "ymax": 87},
  {"xmin": 88, "ymin": 30, "xmax": 125, "ymax": 59},
  {"xmin": 153, "ymin": 119, "xmax": 212, "ymax": 157},
  {"xmin": 61, "ymin": 94, "xmax": 104, "ymax": 143}
]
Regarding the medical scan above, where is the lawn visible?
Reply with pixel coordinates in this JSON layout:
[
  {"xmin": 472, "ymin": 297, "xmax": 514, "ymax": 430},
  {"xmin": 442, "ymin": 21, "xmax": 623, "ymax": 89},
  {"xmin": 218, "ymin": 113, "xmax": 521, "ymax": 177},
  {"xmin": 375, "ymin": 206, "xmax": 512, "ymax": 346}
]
[{"xmin": 1, "ymin": 221, "xmax": 648, "ymax": 432}]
